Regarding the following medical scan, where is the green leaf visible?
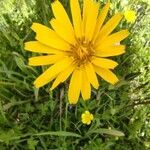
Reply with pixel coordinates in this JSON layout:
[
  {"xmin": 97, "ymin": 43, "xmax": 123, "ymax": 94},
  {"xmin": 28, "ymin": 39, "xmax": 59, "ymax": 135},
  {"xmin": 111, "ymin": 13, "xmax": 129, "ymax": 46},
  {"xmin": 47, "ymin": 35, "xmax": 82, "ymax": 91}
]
[
  {"xmin": 13, "ymin": 52, "xmax": 28, "ymax": 73},
  {"xmin": 87, "ymin": 128, "xmax": 125, "ymax": 137},
  {"xmin": 33, "ymin": 131, "xmax": 82, "ymax": 138},
  {"xmin": 27, "ymin": 138, "xmax": 38, "ymax": 150},
  {"xmin": 0, "ymin": 101, "xmax": 7, "ymax": 123},
  {"xmin": 0, "ymin": 129, "xmax": 20, "ymax": 144}
]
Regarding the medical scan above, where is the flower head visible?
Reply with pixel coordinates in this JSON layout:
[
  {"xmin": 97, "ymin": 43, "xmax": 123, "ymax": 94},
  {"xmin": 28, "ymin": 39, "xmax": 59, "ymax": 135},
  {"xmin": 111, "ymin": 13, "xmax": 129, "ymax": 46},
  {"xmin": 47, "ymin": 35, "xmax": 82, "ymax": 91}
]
[
  {"xmin": 24, "ymin": 0, "xmax": 129, "ymax": 104},
  {"xmin": 81, "ymin": 111, "xmax": 94, "ymax": 125},
  {"xmin": 124, "ymin": 10, "xmax": 137, "ymax": 23}
]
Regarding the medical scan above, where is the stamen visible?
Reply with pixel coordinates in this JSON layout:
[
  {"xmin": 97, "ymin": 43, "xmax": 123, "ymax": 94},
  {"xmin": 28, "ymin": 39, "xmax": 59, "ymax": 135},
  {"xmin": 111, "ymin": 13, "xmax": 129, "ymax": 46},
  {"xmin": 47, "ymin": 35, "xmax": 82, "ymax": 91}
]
[{"xmin": 69, "ymin": 38, "xmax": 94, "ymax": 66}]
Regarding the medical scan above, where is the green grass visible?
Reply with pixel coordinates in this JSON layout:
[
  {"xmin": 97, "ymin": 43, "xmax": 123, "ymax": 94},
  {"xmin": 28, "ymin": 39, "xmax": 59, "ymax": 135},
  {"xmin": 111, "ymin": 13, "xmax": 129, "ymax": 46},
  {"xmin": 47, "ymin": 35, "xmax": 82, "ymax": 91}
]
[{"xmin": 0, "ymin": 0, "xmax": 150, "ymax": 149}]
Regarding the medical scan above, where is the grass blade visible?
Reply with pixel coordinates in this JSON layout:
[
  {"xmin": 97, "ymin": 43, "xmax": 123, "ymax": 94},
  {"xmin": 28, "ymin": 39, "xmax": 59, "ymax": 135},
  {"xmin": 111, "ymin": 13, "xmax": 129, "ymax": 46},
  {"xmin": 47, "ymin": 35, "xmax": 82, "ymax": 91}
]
[{"xmin": 87, "ymin": 128, "xmax": 125, "ymax": 137}]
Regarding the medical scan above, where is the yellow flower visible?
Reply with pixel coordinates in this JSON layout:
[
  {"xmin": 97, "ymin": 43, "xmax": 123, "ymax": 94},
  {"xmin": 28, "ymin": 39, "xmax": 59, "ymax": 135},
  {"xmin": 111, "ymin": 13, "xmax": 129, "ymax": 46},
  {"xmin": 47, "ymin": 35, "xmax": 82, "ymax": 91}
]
[
  {"xmin": 124, "ymin": 10, "xmax": 137, "ymax": 23},
  {"xmin": 24, "ymin": 0, "xmax": 129, "ymax": 104},
  {"xmin": 81, "ymin": 111, "xmax": 94, "ymax": 125}
]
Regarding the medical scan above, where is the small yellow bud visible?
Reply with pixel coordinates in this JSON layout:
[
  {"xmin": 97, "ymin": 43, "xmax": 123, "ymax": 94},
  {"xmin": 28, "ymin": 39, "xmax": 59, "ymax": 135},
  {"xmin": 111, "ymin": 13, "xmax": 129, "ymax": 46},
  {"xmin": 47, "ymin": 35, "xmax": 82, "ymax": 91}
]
[{"xmin": 124, "ymin": 10, "xmax": 137, "ymax": 23}]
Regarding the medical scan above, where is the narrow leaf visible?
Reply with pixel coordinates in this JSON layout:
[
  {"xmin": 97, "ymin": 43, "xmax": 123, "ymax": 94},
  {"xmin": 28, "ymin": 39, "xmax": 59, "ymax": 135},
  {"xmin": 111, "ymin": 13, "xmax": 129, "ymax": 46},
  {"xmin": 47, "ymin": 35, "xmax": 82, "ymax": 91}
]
[
  {"xmin": 87, "ymin": 128, "xmax": 125, "ymax": 137},
  {"xmin": 33, "ymin": 131, "xmax": 81, "ymax": 138}
]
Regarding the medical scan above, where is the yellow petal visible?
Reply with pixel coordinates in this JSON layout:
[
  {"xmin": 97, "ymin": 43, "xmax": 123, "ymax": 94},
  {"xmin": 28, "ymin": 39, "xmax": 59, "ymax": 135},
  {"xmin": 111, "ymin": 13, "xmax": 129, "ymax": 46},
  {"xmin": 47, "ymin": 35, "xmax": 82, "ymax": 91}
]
[
  {"xmin": 85, "ymin": 63, "xmax": 99, "ymax": 89},
  {"xmin": 82, "ymin": 118, "xmax": 88, "ymax": 124},
  {"xmin": 93, "ymin": 2, "xmax": 110, "ymax": 42},
  {"xmin": 96, "ymin": 30, "xmax": 129, "ymax": 48},
  {"xmin": 29, "ymin": 55, "xmax": 66, "ymax": 66},
  {"xmin": 94, "ymin": 66, "xmax": 119, "ymax": 85},
  {"xmin": 92, "ymin": 57, "xmax": 118, "ymax": 69},
  {"xmin": 95, "ymin": 45, "xmax": 125, "ymax": 57},
  {"xmin": 50, "ymin": 18, "xmax": 76, "ymax": 44},
  {"xmin": 82, "ymin": 0, "xmax": 90, "ymax": 36},
  {"xmin": 81, "ymin": 114, "xmax": 85, "ymax": 119},
  {"xmin": 51, "ymin": 0, "xmax": 74, "ymax": 35},
  {"xmin": 96, "ymin": 13, "xmax": 123, "ymax": 43},
  {"xmin": 84, "ymin": 1, "xmax": 100, "ymax": 41},
  {"xmin": 81, "ymin": 68, "xmax": 91, "ymax": 100},
  {"xmin": 31, "ymin": 23, "xmax": 70, "ymax": 50},
  {"xmin": 70, "ymin": 0, "xmax": 82, "ymax": 38},
  {"xmin": 50, "ymin": 65, "xmax": 75, "ymax": 90},
  {"xmin": 90, "ymin": 114, "xmax": 94, "ymax": 120},
  {"xmin": 68, "ymin": 68, "xmax": 82, "ymax": 104},
  {"xmin": 24, "ymin": 41, "xmax": 65, "ymax": 54},
  {"xmin": 86, "ymin": 120, "xmax": 91, "ymax": 125},
  {"xmin": 34, "ymin": 57, "xmax": 73, "ymax": 88},
  {"xmin": 85, "ymin": 111, "xmax": 90, "ymax": 115}
]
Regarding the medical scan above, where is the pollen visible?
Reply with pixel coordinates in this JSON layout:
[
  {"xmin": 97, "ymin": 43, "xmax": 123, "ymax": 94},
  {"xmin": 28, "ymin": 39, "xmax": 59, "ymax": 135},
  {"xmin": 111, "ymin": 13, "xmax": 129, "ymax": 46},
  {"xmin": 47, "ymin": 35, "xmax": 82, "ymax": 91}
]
[{"xmin": 70, "ymin": 39, "xmax": 94, "ymax": 66}]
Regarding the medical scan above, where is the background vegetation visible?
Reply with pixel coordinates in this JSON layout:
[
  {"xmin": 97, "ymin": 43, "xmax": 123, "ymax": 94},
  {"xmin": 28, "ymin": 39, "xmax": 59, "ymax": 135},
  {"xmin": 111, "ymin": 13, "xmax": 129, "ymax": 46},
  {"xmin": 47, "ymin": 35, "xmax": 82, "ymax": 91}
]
[{"xmin": 0, "ymin": 0, "xmax": 149, "ymax": 149}]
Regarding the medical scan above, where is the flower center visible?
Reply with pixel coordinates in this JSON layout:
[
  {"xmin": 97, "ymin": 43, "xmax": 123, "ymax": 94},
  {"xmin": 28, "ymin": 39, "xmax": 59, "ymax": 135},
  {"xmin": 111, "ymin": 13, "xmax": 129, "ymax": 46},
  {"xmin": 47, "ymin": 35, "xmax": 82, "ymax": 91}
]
[{"xmin": 70, "ymin": 39, "xmax": 94, "ymax": 66}]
